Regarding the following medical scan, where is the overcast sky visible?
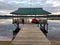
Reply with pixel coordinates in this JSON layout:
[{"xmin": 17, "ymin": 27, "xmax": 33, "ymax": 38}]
[{"xmin": 0, "ymin": 0, "xmax": 60, "ymax": 15}]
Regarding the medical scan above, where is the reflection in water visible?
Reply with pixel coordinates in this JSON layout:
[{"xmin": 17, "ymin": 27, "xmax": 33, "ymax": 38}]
[
  {"xmin": 0, "ymin": 19, "xmax": 12, "ymax": 25},
  {"xmin": 12, "ymin": 18, "xmax": 24, "ymax": 39},
  {"xmin": 47, "ymin": 20, "xmax": 60, "ymax": 41},
  {"xmin": 0, "ymin": 19, "xmax": 14, "ymax": 41},
  {"xmin": 0, "ymin": 19, "xmax": 60, "ymax": 41},
  {"xmin": 0, "ymin": 19, "xmax": 23, "ymax": 41}
]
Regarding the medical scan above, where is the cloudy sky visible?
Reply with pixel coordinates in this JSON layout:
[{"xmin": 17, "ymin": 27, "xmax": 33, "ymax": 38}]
[{"xmin": 0, "ymin": 0, "xmax": 60, "ymax": 15}]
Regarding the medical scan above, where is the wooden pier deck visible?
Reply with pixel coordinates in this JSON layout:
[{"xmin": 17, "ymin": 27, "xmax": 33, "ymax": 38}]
[{"xmin": 11, "ymin": 24, "xmax": 51, "ymax": 45}]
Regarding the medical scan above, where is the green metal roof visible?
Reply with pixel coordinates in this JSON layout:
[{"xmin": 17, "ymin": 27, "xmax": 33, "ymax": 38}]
[{"xmin": 10, "ymin": 8, "xmax": 51, "ymax": 15}]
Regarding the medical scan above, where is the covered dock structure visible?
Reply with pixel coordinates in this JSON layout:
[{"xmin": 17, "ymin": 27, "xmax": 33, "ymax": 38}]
[
  {"xmin": 10, "ymin": 8, "xmax": 51, "ymax": 23},
  {"xmin": 10, "ymin": 8, "xmax": 51, "ymax": 45}
]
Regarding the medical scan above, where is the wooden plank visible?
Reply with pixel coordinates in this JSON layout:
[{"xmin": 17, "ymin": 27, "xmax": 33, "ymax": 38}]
[{"xmin": 11, "ymin": 24, "xmax": 51, "ymax": 45}]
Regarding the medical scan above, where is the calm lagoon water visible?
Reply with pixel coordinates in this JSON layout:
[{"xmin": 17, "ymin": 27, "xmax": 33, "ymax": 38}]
[
  {"xmin": 0, "ymin": 19, "xmax": 60, "ymax": 41},
  {"xmin": 0, "ymin": 19, "xmax": 23, "ymax": 41},
  {"xmin": 47, "ymin": 20, "xmax": 60, "ymax": 41}
]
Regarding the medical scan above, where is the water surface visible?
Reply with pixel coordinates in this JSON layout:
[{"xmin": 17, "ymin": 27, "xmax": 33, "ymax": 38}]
[
  {"xmin": 0, "ymin": 19, "xmax": 60, "ymax": 41},
  {"xmin": 47, "ymin": 20, "xmax": 60, "ymax": 41}
]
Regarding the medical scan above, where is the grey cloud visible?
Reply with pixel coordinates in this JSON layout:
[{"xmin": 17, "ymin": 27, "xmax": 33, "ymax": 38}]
[
  {"xmin": 0, "ymin": 0, "xmax": 60, "ymax": 14},
  {"xmin": 44, "ymin": 7, "xmax": 60, "ymax": 13}
]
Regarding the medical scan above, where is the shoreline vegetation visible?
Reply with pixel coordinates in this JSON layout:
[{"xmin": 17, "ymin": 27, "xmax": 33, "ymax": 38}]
[
  {"xmin": 0, "ymin": 40, "xmax": 60, "ymax": 45},
  {"xmin": 0, "ymin": 15, "xmax": 60, "ymax": 20},
  {"xmin": 51, "ymin": 40, "xmax": 60, "ymax": 45},
  {"xmin": 0, "ymin": 14, "xmax": 60, "ymax": 18},
  {"xmin": 0, "ymin": 41, "xmax": 11, "ymax": 45}
]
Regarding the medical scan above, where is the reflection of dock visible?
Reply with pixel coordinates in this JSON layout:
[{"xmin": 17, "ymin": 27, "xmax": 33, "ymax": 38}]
[{"xmin": 11, "ymin": 24, "xmax": 51, "ymax": 45}]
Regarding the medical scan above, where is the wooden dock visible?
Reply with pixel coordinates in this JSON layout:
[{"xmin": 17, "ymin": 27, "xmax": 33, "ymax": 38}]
[{"xmin": 11, "ymin": 24, "xmax": 51, "ymax": 45}]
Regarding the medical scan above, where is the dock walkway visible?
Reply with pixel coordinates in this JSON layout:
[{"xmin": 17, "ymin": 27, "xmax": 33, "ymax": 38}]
[{"xmin": 11, "ymin": 24, "xmax": 51, "ymax": 45}]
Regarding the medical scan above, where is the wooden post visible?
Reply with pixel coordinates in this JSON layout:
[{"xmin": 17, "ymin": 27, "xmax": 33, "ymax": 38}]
[{"xmin": 16, "ymin": 23, "xmax": 19, "ymax": 29}]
